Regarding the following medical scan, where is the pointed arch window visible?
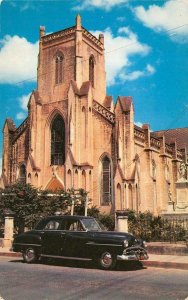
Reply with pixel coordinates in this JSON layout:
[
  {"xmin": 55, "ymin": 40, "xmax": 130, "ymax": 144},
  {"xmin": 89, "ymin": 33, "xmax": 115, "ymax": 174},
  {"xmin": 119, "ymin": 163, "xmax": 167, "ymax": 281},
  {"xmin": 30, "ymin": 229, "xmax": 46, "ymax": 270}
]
[
  {"xmin": 89, "ymin": 55, "xmax": 95, "ymax": 87},
  {"xmin": 19, "ymin": 164, "xmax": 26, "ymax": 183},
  {"xmin": 51, "ymin": 115, "xmax": 65, "ymax": 165},
  {"xmin": 55, "ymin": 53, "xmax": 64, "ymax": 84},
  {"xmin": 101, "ymin": 156, "xmax": 112, "ymax": 205}
]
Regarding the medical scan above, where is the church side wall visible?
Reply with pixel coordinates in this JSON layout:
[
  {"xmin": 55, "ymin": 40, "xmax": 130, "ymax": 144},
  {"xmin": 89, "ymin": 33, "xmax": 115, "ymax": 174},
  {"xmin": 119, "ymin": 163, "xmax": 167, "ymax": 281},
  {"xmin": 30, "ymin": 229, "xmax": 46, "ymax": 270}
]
[{"xmin": 10, "ymin": 129, "xmax": 29, "ymax": 183}]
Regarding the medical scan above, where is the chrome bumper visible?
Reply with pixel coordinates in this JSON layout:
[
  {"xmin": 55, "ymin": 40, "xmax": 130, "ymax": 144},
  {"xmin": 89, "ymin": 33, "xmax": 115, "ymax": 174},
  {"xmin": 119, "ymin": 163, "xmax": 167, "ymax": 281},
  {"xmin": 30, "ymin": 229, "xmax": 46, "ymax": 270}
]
[{"xmin": 117, "ymin": 247, "xmax": 149, "ymax": 261}]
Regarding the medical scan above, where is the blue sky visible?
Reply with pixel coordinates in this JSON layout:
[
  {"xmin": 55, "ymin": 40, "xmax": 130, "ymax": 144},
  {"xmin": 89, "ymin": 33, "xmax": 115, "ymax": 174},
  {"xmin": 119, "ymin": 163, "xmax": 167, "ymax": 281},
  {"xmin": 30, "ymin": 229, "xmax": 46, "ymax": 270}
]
[{"xmin": 0, "ymin": 0, "xmax": 188, "ymax": 174}]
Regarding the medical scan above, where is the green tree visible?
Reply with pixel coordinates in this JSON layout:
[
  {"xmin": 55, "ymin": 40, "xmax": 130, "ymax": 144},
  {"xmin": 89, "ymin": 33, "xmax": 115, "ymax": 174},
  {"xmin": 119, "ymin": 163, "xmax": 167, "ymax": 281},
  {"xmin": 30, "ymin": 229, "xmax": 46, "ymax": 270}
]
[{"xmin": 0, "ymin": 184, "xmax": 88, "ymax": 233}]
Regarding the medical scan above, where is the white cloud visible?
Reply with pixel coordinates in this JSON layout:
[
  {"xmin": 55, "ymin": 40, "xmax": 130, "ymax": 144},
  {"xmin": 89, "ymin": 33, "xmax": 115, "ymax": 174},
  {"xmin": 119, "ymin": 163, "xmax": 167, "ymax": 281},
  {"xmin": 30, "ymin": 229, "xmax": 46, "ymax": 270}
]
[
  {"xmin": 73, "ymin": 0, "xmax": 128, "ymax": 11},
  {"xmin": 146, "ymin": 64, "xmax": 155, "ymax": 75},
  {"xmin": 91, "ymin": 27, "xmax": 150, "ymax": 85},
  {"xmin": 135, "ymin": 122, "xmax": 143, "ymax": 128},
  {"xmin": 0, "ymin": 35, "xmax": 38, "ymax": 84},
  {"xmin": 119, "ymin": 64, "xmax": 155, "ymax": 82},
  {"xmin": 16, "ymin": 112, "xmax": 27, "ymax": 120},
  {"xmin": 134, "ymin": 0, "xmax": 188, "ymax": 43},
  {"xmin": 18, "ymin": 93, "xmax": 30, "ymax": 111}
]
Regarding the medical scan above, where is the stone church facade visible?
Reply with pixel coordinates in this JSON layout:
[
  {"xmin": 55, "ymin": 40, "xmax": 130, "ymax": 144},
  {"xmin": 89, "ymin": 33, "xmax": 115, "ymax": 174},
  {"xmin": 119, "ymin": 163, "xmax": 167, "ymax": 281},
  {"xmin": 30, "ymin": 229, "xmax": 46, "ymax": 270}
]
[{"xmin": 1, "ymin": 16, "xmax": 188, "ymax": 215}]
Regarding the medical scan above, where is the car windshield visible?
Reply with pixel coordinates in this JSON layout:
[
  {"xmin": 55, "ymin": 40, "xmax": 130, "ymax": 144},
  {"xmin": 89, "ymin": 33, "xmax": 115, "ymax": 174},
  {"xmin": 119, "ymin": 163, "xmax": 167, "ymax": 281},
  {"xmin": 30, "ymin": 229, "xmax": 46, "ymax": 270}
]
[{"xmin": 81, "ymin": 218, "xmax": 102, "ymax": 231}]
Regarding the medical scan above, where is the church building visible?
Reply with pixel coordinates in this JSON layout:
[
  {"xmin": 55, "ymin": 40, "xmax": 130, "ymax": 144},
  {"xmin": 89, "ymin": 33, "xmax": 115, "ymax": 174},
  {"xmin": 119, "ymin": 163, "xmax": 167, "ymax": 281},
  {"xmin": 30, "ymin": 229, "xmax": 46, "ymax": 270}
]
[{"xmin": 1, "ymin": 16, "xmax": 188, "ymax": 215}]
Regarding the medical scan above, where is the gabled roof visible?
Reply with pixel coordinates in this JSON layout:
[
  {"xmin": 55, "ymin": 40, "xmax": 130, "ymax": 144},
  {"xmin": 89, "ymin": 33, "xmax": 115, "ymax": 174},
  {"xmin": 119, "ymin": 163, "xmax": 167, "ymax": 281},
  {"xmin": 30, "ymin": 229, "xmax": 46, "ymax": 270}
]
[{"xmin": 152, "ymin": 128, "xmax": 188, "ymax": 149}]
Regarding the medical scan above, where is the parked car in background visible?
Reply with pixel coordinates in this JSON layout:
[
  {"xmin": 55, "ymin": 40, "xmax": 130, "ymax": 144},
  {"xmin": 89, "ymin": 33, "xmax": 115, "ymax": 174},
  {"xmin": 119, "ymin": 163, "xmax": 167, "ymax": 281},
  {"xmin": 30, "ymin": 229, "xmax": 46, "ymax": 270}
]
[{"xmin": 12, "ymin": 215, "xmax": 148, "ymax": 270}]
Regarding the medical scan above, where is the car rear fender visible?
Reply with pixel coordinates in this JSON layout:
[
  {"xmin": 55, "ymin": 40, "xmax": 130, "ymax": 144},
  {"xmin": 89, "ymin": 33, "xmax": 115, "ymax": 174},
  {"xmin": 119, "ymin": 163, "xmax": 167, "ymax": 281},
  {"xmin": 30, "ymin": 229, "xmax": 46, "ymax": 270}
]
[{"xmin": 13, "ymin": 234, "xmax": 42, "ymax": 253}]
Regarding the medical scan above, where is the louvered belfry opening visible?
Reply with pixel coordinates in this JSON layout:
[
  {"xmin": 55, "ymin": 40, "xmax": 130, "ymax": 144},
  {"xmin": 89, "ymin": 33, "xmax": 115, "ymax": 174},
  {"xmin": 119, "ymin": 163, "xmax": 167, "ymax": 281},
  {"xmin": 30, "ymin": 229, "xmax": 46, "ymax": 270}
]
[
  {"xmin": 102, "ymin": 156, "xmax": 112, "ymax": 205},
  {"xmin": 89, "ymin": 55, "xmax": 94, "ymax": 87},
  {"xmin": 55, "ymin": 54, "xmax": 63, "ymax": 84},
  {"xmin": 51, "ymin": 115, "xmax": 65, "ymax": 165}
]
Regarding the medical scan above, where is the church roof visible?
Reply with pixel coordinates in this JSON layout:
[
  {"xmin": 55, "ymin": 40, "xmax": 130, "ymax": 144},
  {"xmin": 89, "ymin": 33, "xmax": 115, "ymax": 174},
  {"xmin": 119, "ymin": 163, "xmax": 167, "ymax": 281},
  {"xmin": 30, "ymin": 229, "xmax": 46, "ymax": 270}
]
[{"xmin": 152, "ymin": 128, "xmax": 188, "ymax": 149}]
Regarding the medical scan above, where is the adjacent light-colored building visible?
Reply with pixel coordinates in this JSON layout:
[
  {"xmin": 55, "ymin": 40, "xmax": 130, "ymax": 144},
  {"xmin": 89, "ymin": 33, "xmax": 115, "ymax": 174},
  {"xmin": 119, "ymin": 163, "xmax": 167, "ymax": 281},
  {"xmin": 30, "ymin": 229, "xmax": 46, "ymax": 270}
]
[{"xmin": 1, "ymin": 16, "xmax": 188, "ymax": 215}]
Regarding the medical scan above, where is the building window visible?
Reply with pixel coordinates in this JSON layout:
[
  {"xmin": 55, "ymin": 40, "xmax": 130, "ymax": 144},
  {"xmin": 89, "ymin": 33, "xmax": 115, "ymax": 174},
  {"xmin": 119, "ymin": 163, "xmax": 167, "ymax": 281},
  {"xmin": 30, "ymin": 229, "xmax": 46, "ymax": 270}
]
[
  {"xmin": 116, "ymin": 183, "xmax": 122, "ymax": 210},
  {"xmin": 82, "ymin": 170, "xmax": 86, "ymax": 190},
  {"xmin": 128, "ymin": 184, "xmax": 133, "ymax": 210},
  {"xmin": 51, "ymin": 115, "xmax": 65, "ymax": 165},
  {"xmin": 19, "ymin": 164, "xmax": 26, "ymax": 183},
  {"xmin": 89, "ymin": 55, "xmax": 94, "ymax": 87},
  {"xmin": 67, "ymin": 169, "xmax": 72, "ymax": 190},
  {"xmin": 101, "ymin": 156, "xmax": 112, "ymax": 205},
  {"xmin": 55, "ymin": 53, "xmax": 64, "ymax": 84}
]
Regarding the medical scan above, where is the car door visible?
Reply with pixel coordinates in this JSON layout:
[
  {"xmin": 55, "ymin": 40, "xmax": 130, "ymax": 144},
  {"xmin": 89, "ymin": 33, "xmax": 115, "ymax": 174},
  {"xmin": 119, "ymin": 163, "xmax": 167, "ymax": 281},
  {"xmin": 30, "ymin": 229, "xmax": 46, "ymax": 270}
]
[
  {"xmin": 62, "ymin": 219, "xmax": 89, "ymax": 258},
  {"xmin": 41, "ymin": 219, "xmax": 66, "ymax": 256}
]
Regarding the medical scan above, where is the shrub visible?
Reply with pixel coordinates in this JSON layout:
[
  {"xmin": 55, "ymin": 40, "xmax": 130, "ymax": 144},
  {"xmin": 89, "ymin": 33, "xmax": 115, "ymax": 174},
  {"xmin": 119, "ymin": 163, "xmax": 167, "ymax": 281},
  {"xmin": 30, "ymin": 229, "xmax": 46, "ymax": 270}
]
[{"xmin": 128, "ymin": 210, "xmax": 187, "ymax": 242}]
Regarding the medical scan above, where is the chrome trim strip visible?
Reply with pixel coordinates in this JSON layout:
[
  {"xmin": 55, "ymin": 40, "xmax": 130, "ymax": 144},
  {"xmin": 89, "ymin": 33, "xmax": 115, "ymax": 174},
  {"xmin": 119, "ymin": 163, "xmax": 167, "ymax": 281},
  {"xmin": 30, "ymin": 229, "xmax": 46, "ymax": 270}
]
[
  {"xmin": 13, "ymin": 243, "xmax": 41, "ymax": 247},
  {"xmin": 86, "ymin": 242, "xmax": 122, "ymax": 247},
  {"xmin": 40, "ymin": 254, "xmax": 92, "ymax": 261}
]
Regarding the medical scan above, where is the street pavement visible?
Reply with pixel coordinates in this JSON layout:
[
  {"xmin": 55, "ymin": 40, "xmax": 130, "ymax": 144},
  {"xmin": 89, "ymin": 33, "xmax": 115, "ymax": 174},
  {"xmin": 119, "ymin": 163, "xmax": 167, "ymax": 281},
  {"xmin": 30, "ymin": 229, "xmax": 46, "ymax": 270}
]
[{"xmin": 0, "ymin": 244, "xmax": 188, "ymax": 270}]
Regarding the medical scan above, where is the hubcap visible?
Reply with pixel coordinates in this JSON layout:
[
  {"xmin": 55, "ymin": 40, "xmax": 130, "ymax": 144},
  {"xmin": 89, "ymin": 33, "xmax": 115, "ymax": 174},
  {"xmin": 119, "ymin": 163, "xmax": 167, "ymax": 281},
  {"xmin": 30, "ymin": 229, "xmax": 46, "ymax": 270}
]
[
  {"xmin": 26, "ymin": 249, "xmax": 35, "ymax": 260},
  {"xmin": 102, "ymin": 253, "xmax": 112, "ymax": 267}
]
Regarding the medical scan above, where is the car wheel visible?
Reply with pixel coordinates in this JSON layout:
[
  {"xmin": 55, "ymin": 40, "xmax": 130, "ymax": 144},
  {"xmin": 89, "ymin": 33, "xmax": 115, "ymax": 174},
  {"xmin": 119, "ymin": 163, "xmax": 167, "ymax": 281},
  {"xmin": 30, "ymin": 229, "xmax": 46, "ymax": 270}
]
[
  {"xmin": 23, "ymin": 247, "xmax": 38, "ymax": 264},
  {"xmin": 98, "ymin": 251, "xmax": 116, "ymax": 270}
]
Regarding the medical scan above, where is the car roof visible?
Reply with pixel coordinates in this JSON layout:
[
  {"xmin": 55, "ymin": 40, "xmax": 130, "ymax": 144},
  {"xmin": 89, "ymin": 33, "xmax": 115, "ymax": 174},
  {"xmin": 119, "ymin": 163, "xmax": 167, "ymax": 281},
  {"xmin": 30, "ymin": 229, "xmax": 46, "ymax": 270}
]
[{"xmin": 43, "ymin": 215, "xmax": 94, "ymax": 221}]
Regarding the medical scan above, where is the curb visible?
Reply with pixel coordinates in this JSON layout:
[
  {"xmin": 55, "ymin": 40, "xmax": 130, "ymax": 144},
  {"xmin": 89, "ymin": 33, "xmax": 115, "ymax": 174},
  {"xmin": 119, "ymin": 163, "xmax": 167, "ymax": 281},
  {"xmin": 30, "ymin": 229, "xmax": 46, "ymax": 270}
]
[
  {"xmin": 143, "ymin": 260, "xmax": 188, "ymax": 270},
  {"xmin": 0, "ymin": 252, "xmax": 21, "ymax": 257}
]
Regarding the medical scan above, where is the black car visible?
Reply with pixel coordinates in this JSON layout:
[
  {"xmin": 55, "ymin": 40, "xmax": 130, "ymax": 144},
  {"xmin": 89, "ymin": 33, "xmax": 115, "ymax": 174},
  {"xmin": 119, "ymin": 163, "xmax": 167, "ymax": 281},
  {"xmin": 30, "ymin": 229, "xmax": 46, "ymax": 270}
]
[{"xmin": 12, "ymin": 215, "xmax": 148, "ymax": 270}]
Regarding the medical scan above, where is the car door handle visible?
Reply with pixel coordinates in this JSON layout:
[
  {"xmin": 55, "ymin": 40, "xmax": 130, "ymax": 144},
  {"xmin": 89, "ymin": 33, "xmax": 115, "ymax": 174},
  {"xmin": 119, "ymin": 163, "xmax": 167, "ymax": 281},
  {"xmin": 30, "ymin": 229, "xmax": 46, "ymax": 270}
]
[{"xmin": 61, "ymin": 232, "xmax": 66, "ymax": 236}]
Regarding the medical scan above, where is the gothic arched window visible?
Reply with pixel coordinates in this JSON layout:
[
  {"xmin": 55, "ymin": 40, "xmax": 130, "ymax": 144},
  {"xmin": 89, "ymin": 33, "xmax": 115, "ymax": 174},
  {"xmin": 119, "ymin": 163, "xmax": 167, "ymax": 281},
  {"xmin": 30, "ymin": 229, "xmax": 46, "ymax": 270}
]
[
  {"xmin": 55, "ymin": 53, "xmax": 64, "ymax": 84},
  {"xmin": 19, "ymin": 164, "xmax": 26, "ymax": 183},
  {"xmin": 101, "ymin": 156, "xmax": 112, "ymax": 205},
  {"xmin": 51, "ymin": 115, "xmax": 65, "ymax": 165},
  {"xmin": 89, "ymin": 55, "xmax": 95, "ymax": 87}
]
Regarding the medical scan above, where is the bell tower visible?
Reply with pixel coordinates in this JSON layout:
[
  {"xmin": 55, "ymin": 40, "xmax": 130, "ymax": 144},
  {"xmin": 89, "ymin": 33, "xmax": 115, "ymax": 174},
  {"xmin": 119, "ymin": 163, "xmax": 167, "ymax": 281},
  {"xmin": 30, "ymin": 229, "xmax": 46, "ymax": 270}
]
[{"xmin": 37, "ymin": 15, "xmax": 106, "ymax": 105}]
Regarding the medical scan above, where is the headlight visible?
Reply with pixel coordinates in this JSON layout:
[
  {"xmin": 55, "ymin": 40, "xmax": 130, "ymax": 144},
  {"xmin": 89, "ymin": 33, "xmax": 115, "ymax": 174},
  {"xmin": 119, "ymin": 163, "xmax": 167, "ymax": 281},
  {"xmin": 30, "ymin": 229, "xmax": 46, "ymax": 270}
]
[{"xmin": 123, "ymin": 239, "xmax": 129, "ymax": 248}]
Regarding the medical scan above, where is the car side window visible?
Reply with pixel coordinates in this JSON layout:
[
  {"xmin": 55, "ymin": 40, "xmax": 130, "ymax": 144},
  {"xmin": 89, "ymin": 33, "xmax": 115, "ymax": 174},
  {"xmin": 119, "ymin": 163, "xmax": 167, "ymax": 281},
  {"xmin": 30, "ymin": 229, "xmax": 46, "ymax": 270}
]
[
  {"xmin": 66, "ymin": 220, "xmax": 84, "ymax": 231},
  {"xmin": 44, "ymin": 220, "xmax": 60, "ymax": 230}
]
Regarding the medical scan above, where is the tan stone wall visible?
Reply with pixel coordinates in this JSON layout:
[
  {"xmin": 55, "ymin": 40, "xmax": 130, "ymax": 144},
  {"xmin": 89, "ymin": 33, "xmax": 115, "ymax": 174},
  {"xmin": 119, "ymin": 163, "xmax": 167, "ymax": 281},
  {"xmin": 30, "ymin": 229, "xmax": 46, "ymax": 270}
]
[
  {"xmin": 11, "ymin": 129, "xmax": 29, "ymax": 183},
  {"xmin": 38, "ymin": 39, "xmax": 75, "ymax": 104}
]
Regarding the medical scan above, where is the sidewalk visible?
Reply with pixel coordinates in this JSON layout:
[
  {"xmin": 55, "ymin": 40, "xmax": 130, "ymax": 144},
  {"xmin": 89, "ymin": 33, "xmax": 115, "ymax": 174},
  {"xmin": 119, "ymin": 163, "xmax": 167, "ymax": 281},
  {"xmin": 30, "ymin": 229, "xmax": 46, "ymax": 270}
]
[
  {"xmin": 143, "ymin": 254, "xmax": 188, "ymax": 270},
  {"xmin": 0, "ymin": 245, "xmax": 188, "ymax": 270}
]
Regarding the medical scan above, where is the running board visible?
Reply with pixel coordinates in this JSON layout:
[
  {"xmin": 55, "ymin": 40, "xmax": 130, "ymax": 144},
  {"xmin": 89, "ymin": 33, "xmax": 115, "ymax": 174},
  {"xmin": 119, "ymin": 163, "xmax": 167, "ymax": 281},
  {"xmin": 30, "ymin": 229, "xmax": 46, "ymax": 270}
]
[{"xmin": 40, "ymin": 254, "xmax": 92, "ymax": 261}]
